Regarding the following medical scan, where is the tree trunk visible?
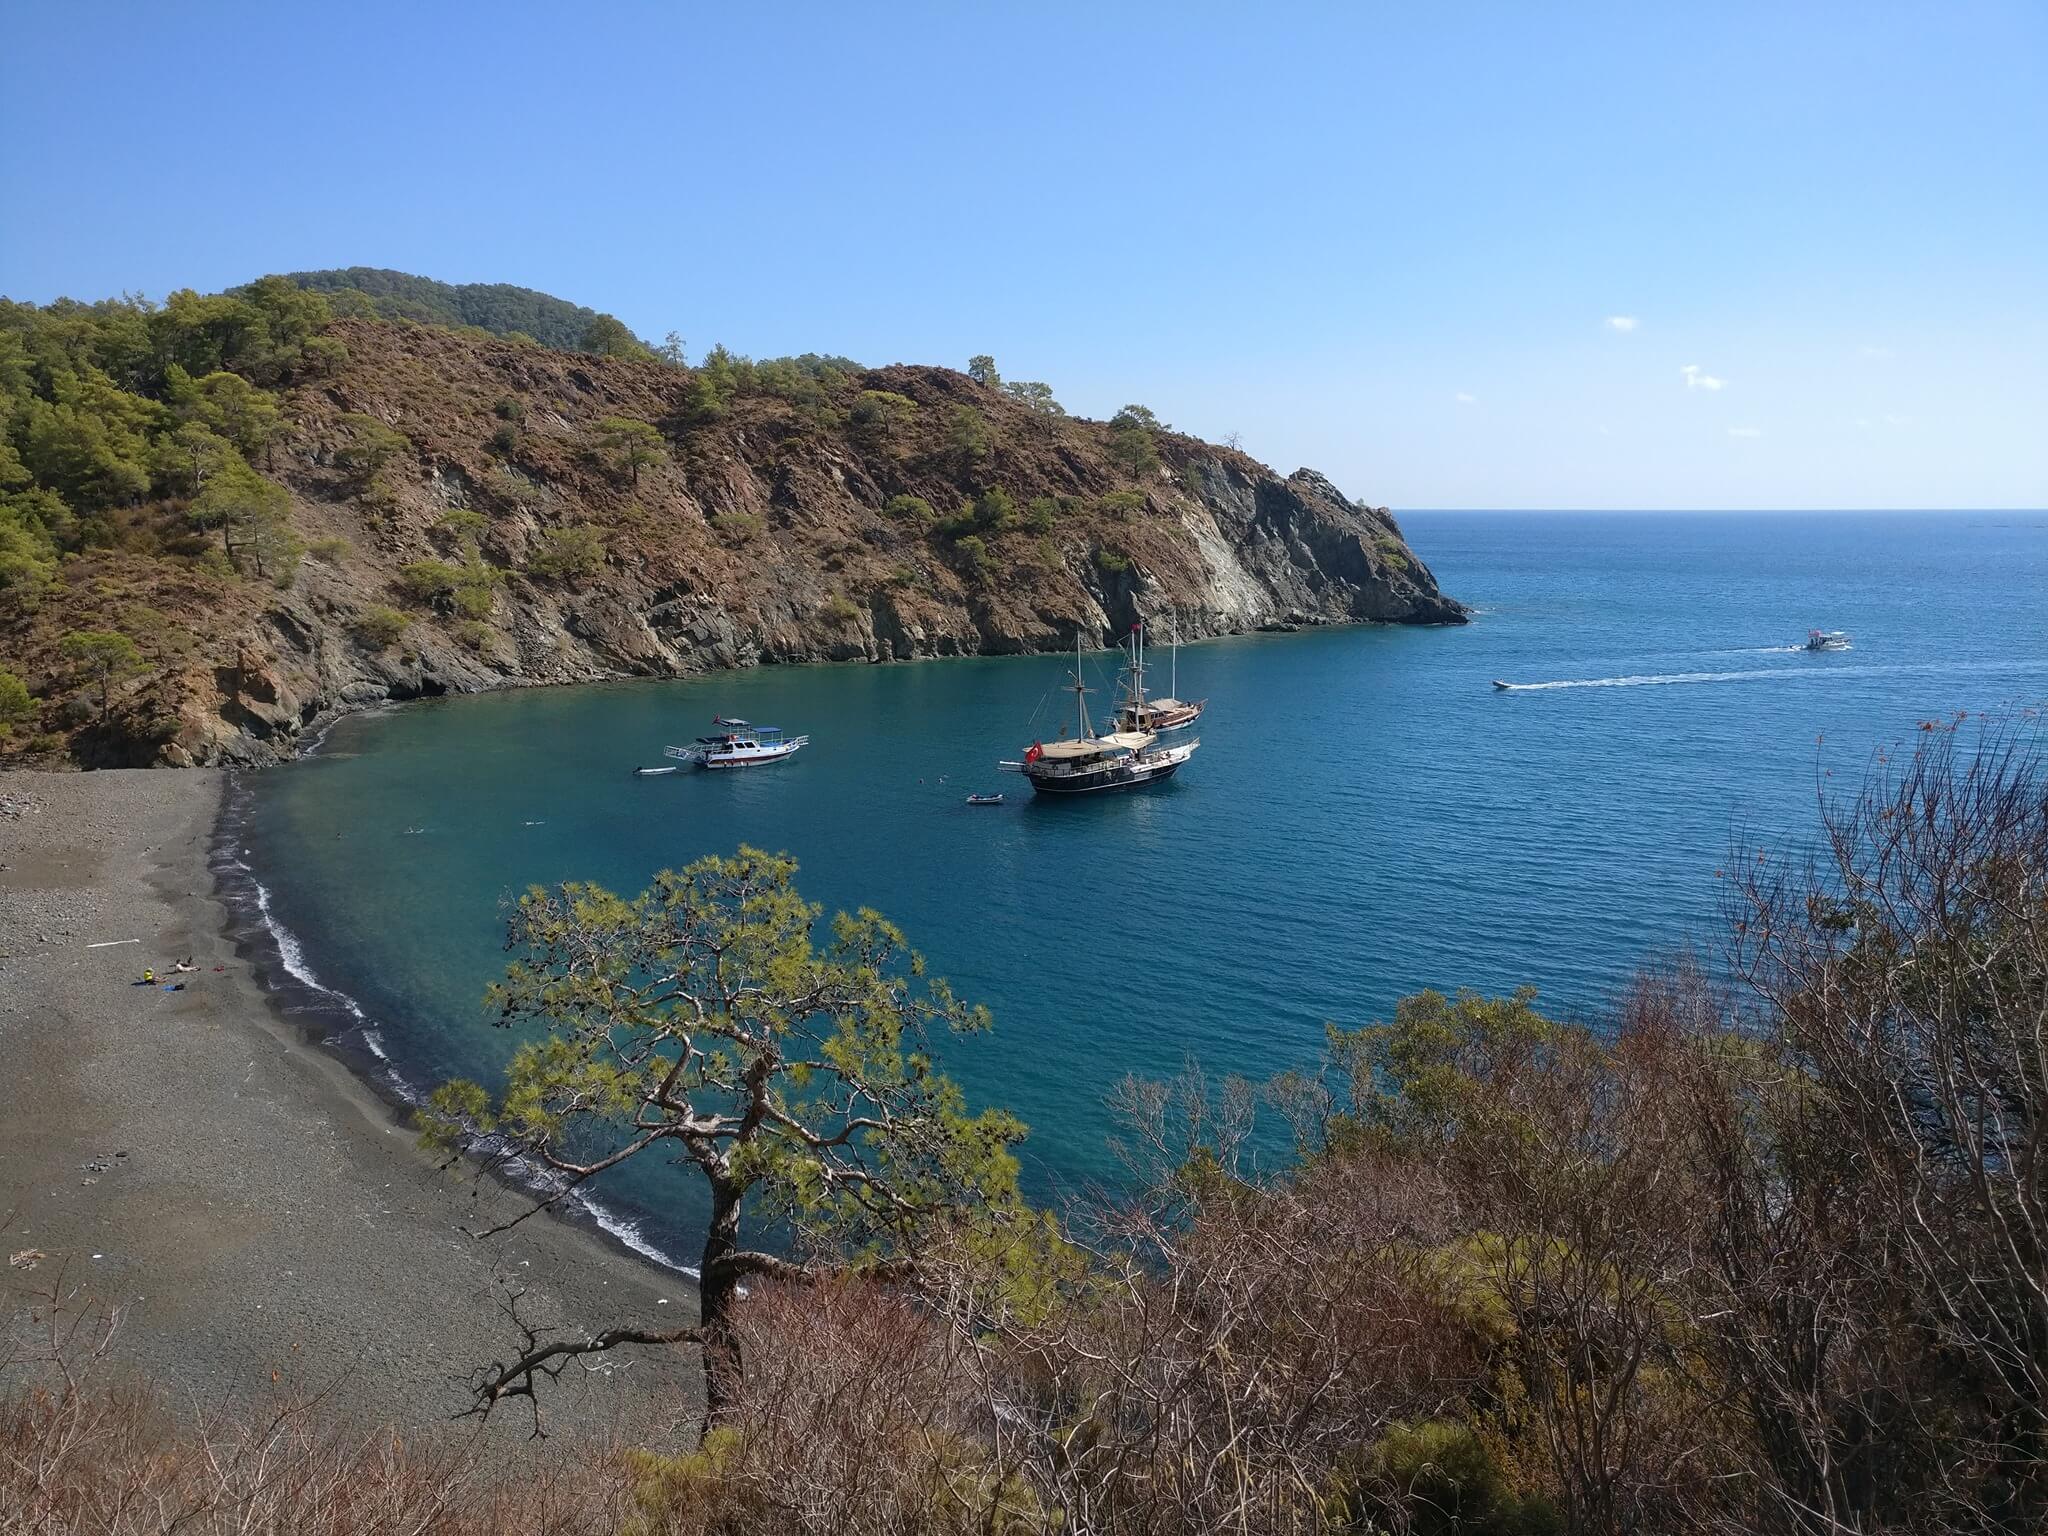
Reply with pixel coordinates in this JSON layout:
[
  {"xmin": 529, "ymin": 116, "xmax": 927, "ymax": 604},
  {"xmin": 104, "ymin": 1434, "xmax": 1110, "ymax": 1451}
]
[{"xmin": 696, "ymin": 1177, "xmax": 745, "ymax": 1436}]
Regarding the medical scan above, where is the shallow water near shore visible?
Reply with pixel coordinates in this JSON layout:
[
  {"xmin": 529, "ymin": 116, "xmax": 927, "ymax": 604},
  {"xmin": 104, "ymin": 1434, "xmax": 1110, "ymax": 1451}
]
[{"xmin": 236, "ymin": 511, "xmax": 2048, "ymax": 1264}]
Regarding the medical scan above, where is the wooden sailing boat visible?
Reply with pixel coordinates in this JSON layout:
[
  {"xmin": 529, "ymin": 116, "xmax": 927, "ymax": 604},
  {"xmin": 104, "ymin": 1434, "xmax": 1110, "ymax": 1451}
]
[
  {"xmin": 1114, "ymin": 614, "xmax": 1207, "ymax": 734},
  {"xmin": 1000, "ymin": 634, "xmax": 1196, "ymax": 795}
]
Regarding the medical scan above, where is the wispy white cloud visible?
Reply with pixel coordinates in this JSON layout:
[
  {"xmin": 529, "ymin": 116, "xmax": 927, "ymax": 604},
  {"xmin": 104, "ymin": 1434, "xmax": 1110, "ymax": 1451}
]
[
  {"xmin": 1852, "ymin": 417, "xmax": 1874, "ymax": 432},
  {"xmin": 1455, "ymin": 391, "xmax": 1477, "ymax": 405},
  {"xmin": 1883, "ymin": 412, "xmax": 1912, "ymax": 427},
  {"xmin": 1728, "ymin": 426, "xmax": 1764, "ymax": 438},
  {"xmin": 1605, "ymin": 315, "xmax": 1639, "ymax": 333},
  {"xmin": 1680, "ymin": 364, "xmax": 1727, "ymax": 391}
]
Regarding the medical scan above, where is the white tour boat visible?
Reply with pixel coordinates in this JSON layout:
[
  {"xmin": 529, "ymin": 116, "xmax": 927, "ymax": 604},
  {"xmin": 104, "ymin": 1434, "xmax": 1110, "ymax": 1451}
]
[{"xmin": 665, "ymin": 717, "xmax": 810, "ymax": 770}]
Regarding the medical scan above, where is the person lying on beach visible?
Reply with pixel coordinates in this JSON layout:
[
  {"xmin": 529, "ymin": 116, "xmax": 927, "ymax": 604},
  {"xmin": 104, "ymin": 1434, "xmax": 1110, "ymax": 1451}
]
[{"xmin": 172, "ymin": 958, "xmax": 197, "ymax": 973}]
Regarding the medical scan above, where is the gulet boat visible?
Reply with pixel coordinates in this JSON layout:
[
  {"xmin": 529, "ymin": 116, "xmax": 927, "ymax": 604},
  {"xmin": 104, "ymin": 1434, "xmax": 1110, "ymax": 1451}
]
[
  {"xmin": 1113, "ymin": 615, "xmax": 1206, "ymax": 734},
  {"xmin": 1000, "ymin": 636, "xmax": 1197, "ymax": 795}
]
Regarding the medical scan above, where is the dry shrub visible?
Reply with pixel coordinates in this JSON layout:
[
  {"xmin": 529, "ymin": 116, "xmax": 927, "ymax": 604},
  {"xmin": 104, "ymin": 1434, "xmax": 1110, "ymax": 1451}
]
[
  {"xmin": 621, "ymin": 1162, "xmax": 1486, "ymax": 1536},
  {"xmin": 1700, "ymin": 722, "xmax": 2048, "ymax": 1533},
  {"xmin": 0, "ymin": 1279, "xmax": 633, "ymax": 1536},
  {"xmin": 1023, "ymin": 1158, "xmax": 1483, "ymax": 1534},
  {"xmin": 628, "ymin": 1276, "xmax": 1023, "ymax": 1536}
]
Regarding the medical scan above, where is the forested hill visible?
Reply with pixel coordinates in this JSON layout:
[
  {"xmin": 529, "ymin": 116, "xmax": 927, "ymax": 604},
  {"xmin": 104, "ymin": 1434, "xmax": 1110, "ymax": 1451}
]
[
  {"xmin": 283, "ymin": 267, "xmax": 659, "ymax": 355},
  {"xmin": 0, "ymin": 277, "xmax": 1463, "ymax": 768}
]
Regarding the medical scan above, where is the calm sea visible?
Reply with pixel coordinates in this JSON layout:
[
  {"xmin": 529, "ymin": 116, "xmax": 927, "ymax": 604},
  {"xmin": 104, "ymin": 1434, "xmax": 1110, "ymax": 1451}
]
[{"xmin": 234, "ymin": 511, "xmax": 2048, "ymax": 1265}]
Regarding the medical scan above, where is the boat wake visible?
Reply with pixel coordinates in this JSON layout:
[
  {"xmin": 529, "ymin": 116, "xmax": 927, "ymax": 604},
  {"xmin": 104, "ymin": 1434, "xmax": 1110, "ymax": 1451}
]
[
  {"xmin": 1498, "ymin": 658, "xmax": 2038, "ymax": 693},
  {"xmin": 1497, "ymin": 667, "xmax": 1796, "ymax": 691}
]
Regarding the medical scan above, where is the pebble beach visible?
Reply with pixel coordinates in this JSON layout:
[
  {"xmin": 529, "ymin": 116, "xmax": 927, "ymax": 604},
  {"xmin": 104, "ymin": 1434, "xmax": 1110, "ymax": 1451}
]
[{"xmin": 0, "ymin": 768, "xmax": 697, "ymax": 1445}]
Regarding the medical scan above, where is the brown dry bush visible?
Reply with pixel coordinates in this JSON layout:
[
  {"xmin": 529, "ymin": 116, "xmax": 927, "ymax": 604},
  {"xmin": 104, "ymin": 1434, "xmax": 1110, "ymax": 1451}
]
[
  {"xmin": 628, "ymin": 1276, "xmax": 1029, "ymax": 1536},
  {"xmin": 1698, "ymin": 723, "xmax": 2048, "ymax": 1534},
  {"xmin": 0, "ymin": 1281, "xmax": 633, "ymax": 1536}
]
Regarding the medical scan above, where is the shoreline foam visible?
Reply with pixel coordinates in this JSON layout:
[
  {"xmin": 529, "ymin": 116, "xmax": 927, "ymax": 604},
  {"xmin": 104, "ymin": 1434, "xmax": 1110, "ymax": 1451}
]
[{"xmin": 212, "ymin": 772, "xmax": 698, "ymax": 1277}]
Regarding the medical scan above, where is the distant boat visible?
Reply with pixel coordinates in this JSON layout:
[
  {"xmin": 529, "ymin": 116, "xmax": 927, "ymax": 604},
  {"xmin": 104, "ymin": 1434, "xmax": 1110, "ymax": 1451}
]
[
  {"xmin": 665, "ymin": 720, "xmax": 810, "ymax": 769},
  {"xmin": 964, "ymin": 792, "xmax": 1004, "ymax": 806},
  {"xmin": 634, "ymin": 764, "xmax": 682, "ymax": 776},
  {"xmin": 1805, "ymin": 629, "xmax": 1851, "ymax": 652},
  {"xmin": 1492, "ymin": 679, "xmax": 1513, "ymax": 691}
]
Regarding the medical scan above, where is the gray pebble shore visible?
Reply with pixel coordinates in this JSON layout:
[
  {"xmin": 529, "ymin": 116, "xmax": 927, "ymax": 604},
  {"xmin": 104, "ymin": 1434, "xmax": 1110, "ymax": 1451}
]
[{"xmin": 1, "ymin": 768, "xmax": 698, "ymax": 1448}]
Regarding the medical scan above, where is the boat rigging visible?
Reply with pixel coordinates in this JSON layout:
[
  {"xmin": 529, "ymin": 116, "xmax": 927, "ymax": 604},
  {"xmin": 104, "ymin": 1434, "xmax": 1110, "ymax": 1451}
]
[{"xmin": 1000, "ymin": 635, "xmax": 1197, "ymax": 795}]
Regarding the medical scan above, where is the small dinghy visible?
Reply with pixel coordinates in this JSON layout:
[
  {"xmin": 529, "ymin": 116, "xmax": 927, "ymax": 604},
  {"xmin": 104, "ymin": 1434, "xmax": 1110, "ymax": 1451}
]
[
  {"xmin": 964, "ymin": 792, "xmax": 1004, "ymax": 806},
  {"xmin": 634, "ymin": 764, "xmax": 682, "ymax": 776}
]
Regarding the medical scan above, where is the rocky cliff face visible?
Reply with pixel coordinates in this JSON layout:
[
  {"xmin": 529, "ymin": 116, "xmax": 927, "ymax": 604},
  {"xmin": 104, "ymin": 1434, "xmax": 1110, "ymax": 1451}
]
[{"xmin": 8, "ymin": 321, "xmax": 1463, "ymax": 766}]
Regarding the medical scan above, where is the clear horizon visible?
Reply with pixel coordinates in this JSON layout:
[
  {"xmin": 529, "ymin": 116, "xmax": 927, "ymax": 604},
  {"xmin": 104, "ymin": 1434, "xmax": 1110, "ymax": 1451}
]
[{"xmin": 3, "ymin": 1, "xmax": 2042, "ymax": 513}]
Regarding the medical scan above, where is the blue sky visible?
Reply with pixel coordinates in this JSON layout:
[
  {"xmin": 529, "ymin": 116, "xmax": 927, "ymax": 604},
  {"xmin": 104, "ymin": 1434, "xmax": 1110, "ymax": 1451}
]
[{"xmin": 4, "ymin": 2, "xmax": 2042, "ymax": 509}]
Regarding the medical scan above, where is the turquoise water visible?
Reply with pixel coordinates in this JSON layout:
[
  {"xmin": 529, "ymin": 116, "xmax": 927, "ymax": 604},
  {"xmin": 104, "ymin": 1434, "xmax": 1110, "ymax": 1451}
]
[{"xmin": 236, "ymin": 511, "xmax": 2048, "ymax": 1263}]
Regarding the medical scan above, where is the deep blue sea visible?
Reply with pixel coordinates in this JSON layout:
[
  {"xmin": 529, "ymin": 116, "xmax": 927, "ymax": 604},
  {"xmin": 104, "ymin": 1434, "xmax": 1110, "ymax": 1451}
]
[{"xmin": 236, "ymin": 511, "xmax": 2048, "ymax": 1267}]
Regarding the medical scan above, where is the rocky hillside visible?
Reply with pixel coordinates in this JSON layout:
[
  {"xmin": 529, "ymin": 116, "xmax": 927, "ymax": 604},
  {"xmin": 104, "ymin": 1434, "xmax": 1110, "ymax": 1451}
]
[{"xmin": 1, "ymin": 308, "xmax": 1462, "ymax": 768}]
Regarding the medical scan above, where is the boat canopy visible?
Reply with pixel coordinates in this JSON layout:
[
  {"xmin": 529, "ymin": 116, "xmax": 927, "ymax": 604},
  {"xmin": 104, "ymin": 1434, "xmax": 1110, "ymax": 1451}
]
[{"xmin": 1038, "ymin": 730, "xmax": 1155, "ymax": 760}]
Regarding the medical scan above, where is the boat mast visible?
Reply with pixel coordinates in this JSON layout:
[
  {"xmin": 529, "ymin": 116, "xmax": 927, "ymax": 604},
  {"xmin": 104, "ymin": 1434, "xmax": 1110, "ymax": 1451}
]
[
  {"xmin": 1072, "ymin": 631, "xmax": 1094, "ymax": 740},
  {"xmin": 1126, "ymin": 621, "xmax": 1146, "ymax": 715},
  {"xmin": 1169, "ymin": 610, "xmax": 1178, "ymax": 699}
]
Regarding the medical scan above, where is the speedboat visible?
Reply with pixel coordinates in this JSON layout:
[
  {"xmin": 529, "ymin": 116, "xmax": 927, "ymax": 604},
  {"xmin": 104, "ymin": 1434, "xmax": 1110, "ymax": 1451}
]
[
  {"xmin": 1805, "ymin": 629, "xmax": 1851, "ymax": 652},
  {"xmin": 665, "ymin": 720, "xmax": 810, "ymax": 769},
  {"xmin": 1492, "ymin": 679, "xmax": 1513, "ymax": 690},
  {"xmin": 964, "ymin": 793, "xmax": 1004, "ymax": 806}
]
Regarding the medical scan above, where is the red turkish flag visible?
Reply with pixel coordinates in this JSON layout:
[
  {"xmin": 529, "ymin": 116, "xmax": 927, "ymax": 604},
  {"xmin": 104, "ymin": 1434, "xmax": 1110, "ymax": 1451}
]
[{"xmin": 1024, "ymin": 742, "xmax": 1044, "ymax": 764}]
